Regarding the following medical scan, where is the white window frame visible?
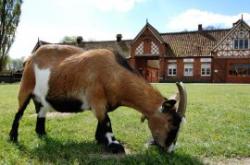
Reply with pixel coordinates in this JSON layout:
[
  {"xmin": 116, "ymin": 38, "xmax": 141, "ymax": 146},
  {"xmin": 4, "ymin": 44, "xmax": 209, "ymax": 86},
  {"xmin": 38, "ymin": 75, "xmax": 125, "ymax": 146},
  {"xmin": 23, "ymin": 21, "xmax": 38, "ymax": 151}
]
[
  {"xmin": 168, "ymin": 63, "xmax": 177, "ymax": 76},
  {"xmin": 201, "ymin": 63, "xmax": 211, "ymax": 77},
  {"xmin": 234, "ymin": 39, "xmax": 249, "ymax": 49},
  {"xmin": 184, "ymin": 63, "xmax": 193, "ymax": 77}
]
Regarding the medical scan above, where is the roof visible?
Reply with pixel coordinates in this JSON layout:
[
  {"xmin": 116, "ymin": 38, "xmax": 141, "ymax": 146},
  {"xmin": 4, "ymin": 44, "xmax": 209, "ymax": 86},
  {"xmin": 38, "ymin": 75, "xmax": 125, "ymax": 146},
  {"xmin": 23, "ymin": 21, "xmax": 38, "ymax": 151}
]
[
  {"xmin": 77, "ymin": 40, "xmax": 132, "ymax": 58},
  {"xmin": 161, "ymin": 29, "xmax": 230, "ymax": 57},
  {"xmin": 32, "ymin": 19, "xmax": 248, "ymax": 58},
  {"xmin": 31, "ymin": 39, "xmax": 132, "ymax": 59},
  {"xmin": 132, "ymin": 22, "xmax": 165, "ymax": 44}
]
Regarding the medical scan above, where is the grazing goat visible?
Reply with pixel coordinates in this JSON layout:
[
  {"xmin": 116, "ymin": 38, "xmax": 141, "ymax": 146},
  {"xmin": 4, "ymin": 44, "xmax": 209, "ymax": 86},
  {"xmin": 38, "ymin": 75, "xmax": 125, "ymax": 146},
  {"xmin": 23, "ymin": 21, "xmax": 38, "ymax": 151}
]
[{"xmin": 9, "ymin": 44, "xmax": 187, "ymax": 153}]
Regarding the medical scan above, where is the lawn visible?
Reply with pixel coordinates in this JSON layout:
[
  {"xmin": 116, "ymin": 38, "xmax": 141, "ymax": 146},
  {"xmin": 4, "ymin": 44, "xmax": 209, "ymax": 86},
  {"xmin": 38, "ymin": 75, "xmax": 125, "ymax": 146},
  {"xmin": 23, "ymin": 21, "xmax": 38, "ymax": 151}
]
[{"xmin": 0, "ymin": 83, "xmax": 249, "ymax": 164}]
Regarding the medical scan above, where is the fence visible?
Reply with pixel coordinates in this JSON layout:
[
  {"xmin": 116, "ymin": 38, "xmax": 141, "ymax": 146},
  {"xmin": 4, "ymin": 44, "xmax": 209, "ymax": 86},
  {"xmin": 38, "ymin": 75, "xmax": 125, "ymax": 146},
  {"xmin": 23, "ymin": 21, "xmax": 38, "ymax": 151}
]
[{"xmin": 0, "ymin": 71, "xmax": 22, "ymax": 83}]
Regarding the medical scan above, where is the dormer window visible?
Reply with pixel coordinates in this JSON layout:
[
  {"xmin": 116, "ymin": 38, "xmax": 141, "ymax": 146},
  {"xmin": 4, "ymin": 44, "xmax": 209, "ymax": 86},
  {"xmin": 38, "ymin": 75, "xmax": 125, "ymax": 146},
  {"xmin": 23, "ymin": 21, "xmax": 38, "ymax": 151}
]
[{"xmin": 234, "ymin": 39, "xmax": 249, "ymax": 49}]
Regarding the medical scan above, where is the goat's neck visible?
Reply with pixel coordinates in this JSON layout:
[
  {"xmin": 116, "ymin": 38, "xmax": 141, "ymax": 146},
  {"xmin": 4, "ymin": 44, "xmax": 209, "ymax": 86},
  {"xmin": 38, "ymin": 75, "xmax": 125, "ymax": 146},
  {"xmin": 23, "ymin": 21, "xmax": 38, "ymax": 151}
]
[{"xmin": 121, "ymin": 77, "xmax": 164, "ymax": 117}]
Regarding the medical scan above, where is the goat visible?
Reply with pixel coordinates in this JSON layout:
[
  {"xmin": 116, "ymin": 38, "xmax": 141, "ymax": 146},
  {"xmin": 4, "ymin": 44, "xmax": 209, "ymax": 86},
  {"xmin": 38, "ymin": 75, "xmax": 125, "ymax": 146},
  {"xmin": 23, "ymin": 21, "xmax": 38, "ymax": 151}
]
[{"xmin": 9, "ymin": 44, "xmax": 187, "ymax": 153}]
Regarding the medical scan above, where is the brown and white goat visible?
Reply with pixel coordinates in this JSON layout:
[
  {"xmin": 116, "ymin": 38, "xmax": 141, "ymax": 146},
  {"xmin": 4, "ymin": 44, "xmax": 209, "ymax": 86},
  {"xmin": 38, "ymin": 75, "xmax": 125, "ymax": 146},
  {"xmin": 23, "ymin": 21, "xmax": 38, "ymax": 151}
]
[{"xmin": 9, "ymin": 44, "xmax": 187, "ymax": 153}]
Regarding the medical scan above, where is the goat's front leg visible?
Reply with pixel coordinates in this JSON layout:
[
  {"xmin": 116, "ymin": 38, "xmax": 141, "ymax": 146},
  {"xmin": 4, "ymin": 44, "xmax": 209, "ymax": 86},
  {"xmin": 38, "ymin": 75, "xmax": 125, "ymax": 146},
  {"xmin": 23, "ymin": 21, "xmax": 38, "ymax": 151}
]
[
  {"xmin": 95, "ymin": 114, "xmax": 125, "ymax": 154},
  {"xmin": 88, "ymin": 85, "xmax": 124, "ymax": 153}
]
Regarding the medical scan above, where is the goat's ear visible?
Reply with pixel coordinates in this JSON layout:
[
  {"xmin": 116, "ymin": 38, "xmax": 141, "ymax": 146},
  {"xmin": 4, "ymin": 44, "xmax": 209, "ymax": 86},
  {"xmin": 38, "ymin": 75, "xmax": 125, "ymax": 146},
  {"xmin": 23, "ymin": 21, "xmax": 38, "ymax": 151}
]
[{"xmin": 162, "ymin": 99, "xmax": 176, "ymax": 113}]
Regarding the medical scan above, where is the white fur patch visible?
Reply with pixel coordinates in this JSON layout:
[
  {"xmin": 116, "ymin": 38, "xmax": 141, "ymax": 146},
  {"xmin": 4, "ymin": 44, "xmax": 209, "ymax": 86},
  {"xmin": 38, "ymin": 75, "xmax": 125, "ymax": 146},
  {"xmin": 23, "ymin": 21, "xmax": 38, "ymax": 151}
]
[
  {"xmin": 105, "ymin": 132, "xmax": 119, "ymax": 145},
  {"xmin": 38, "ymin": 107, "xmax": 49, "ymax": 118},
  {"xmin": 33, "ymin": 64, "xmax": 52, "ymax": 117},
  {"xmin": 80, "ymin": 94, "xmax": 90, "ymax": 110},
  {"xmin": 167, "ymin": 143, "xmax": 175, "ymax": 153}
]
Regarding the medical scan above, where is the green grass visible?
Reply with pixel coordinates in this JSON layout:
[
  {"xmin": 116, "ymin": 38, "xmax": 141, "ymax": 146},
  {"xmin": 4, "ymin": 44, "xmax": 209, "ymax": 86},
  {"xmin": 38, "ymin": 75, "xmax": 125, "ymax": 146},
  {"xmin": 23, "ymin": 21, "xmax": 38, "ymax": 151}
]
[{"xmin": 0, "ymin": 83, "xmax": 249, "ymax": 164}]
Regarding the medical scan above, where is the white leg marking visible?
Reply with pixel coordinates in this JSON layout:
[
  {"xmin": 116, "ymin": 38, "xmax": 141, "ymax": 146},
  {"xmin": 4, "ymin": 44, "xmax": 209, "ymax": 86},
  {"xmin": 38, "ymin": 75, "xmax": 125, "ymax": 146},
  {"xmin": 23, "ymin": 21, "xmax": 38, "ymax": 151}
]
[
  {"xmin": 167, "ymin": 143, "xmax": 175, "ymax": 153},
  {"xmin": 105, "ymin": 132, "xmax": 119, "ymax": 145},
  {"xmin": 38, "ymin": 107, "xmax": 49, "ymax": 118}
]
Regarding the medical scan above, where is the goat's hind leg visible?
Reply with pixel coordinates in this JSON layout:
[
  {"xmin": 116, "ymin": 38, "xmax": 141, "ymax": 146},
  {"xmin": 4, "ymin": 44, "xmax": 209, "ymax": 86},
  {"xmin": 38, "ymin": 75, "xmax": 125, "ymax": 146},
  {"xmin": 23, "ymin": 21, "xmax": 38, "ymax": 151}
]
[
  {"xmin": 9, "ymin": 94, "xmax": 32, "ymax": 142},
  {"xmin": 10, "ymin": 59, "xmax": 35, "ymax": 142},
  {"xmin": 33, "ymin": 98, "xmax": 47, "ymax": 136},
  {"xmin": 95, "ymin": 114, "xmax": 125, "ymax": 154}
]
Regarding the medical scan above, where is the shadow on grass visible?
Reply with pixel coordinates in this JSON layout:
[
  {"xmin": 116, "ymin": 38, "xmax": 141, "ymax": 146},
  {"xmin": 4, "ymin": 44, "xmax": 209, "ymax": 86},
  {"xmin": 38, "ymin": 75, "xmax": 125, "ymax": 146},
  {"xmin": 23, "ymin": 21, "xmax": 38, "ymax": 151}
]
[{"xmin": 15, "ymin": 136, "xmax": 204, "ymax": 165}]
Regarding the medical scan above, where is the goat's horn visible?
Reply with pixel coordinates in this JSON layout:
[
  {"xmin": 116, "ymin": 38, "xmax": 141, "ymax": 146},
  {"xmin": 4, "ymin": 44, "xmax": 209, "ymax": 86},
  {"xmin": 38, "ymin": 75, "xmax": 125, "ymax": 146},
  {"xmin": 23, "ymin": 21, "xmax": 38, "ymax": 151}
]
[{"xmin": 176, "ymin": 82, "xmax": 187, "ymax": 117}]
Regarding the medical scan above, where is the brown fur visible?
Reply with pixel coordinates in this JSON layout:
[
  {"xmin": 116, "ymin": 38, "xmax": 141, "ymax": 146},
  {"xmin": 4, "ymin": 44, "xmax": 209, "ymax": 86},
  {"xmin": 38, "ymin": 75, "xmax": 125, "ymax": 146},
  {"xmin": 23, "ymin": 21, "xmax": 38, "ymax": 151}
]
[
  {"xmin": 17, "ymin": 44, "xmax": 176, "ymax": 149},
  {"xmin": 23, "ymin": 45, "xmax": 165, "ymax": 119}
]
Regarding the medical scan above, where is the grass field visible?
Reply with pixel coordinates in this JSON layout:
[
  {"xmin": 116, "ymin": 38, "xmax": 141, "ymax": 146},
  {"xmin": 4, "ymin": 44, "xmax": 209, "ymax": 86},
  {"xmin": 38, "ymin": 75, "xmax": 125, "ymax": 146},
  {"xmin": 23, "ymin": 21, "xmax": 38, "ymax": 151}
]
[{"xmin": 0, "ymin": 83, "xmax": 249, "ymax": 164}]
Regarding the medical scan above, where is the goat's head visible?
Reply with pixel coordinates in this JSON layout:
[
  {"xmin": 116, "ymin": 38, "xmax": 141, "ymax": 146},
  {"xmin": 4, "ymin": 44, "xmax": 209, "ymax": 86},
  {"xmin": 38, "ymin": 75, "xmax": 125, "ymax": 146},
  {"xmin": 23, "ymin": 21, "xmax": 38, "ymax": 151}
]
[{"xmin": 143, "ymin": 82, "xmax": 187, "ymax": 153}]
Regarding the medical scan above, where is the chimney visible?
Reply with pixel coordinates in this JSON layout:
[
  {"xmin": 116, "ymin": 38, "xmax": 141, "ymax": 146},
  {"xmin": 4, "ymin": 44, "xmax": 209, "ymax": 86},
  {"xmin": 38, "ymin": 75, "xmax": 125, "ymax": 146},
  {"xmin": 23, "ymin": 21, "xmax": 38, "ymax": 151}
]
[
  {"xmin": 116, "ymin": 34, "xmax": 122, "ymax": 42},
  {"xmin": 76, "ymin": 36, "xmax": 83, "ymax": 44},
  {"xmin": 198, "ymin": 24, "xmax": 202, "ymax": 32}
]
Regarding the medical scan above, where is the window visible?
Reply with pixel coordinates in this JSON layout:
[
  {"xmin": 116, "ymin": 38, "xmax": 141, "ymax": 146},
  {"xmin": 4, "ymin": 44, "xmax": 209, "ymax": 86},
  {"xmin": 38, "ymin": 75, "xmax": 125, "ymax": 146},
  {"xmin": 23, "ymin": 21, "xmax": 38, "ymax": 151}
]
[
  {"xmin": 229, "ymin": 64, "xmax": 250, "ymax": 77},
  {"xmin": 168, "ymin": 64, "xmax": 177, "ymax": 76},
  {"xmin": 201, "ymin": 63, "xmax": 211, "ymax": 76},
  {"xmin": 245, "ymin": 39, "xmax": 248, "ymax": 49},
  {"xmin": 184, "ymin": 63, "xmax": 193, "ymax": 76},
  {"xmin": 234, "ymin": 39, "xmax": 249, "ymax": 49},
  {"xmin": 135, "ymin": 42, "xmax": 144, "ymax": 55},
  {"xmin": 151, "ymin": 41, "xmax": 160, "ymax": 55},
  {"xmin": 239, "ymin": 39, "xmax": 244, "ymax": 49},
  {"xmin": 234, "ymin": 40, "xmax": 238, "ymax": 49}
]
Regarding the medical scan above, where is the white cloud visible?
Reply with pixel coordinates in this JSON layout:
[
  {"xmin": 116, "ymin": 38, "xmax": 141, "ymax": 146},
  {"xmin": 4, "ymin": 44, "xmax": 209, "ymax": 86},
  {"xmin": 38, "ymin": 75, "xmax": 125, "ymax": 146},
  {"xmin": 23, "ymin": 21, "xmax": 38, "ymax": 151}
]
[
  {"xmin": 8, "ymin": 0, "xmax": 142, "ymax": 59},
  {"xmin": 166, "ymin": 9, "xmax": 250, "ymax": 32},
  {"xmin": 9, "ymin": 21, "xmax": 135, "ymax": 59},
  {"xmin": 89, "ymin": 0, "xmax": 145, "ymax": 12}
]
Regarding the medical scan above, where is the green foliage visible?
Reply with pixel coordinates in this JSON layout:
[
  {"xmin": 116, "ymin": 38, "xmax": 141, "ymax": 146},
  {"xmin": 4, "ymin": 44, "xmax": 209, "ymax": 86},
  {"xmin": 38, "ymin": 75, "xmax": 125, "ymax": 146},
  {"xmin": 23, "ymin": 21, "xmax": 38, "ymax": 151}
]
[
  {"xmin": 61, "ymin": 36, "xmax": 77, "ymax": 44},
  {"xmin": 7, "ymin": 56, "xmax": 24, "ymax": 71},
  {"xmin": 0, "ymin": 83, "xmax": 249, "ymax": 164},
  {"xmin": 0, "ymin": 0, "xmax": 22, "ymax": 71}
]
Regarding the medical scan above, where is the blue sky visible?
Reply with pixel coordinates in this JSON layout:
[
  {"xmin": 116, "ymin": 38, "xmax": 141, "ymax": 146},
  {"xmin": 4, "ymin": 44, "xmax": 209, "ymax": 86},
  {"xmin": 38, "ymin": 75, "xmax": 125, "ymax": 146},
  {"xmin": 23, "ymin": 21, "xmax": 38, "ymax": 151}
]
[{"xmin": 9, "ymin": 0, "xmax": 250, "ymax": 59}]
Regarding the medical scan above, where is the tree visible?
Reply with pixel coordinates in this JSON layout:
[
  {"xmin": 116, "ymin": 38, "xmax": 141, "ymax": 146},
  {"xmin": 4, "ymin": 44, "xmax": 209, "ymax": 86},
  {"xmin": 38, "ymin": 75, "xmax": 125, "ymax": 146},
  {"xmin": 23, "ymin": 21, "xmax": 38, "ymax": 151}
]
[
  {"xmin": 61, "ymin": 36, "xmax": 77, "ymax": 44},
  {"xmin": 0, "ymin": 0, "xmax": 22, "ymax": 71},
  {"xmin": 8, "ymin": 56, "xmax": 24, "ymax": 71},
  {"xmin": 61, "ymin": 36, "xmax": 84, "ymax": 44}
]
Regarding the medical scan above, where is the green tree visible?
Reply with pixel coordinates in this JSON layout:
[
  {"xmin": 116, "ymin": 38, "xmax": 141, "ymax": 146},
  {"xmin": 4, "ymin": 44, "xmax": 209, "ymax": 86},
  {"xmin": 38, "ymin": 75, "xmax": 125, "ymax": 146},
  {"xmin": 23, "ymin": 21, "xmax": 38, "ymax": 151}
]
[
  {"xmin": 61, "ymin": 36, "xmax": 77, "ymax": 44},
  {"xmin": 8, "ymin": 56, "xmax": 24, "ymax": 71},
  {"xmin": 61, "ymin": 36, "xmax": 83, "ymax": 44},
  {"xmin": 0, "ymin": 0, "xmax": 22, "ymax": 71}
]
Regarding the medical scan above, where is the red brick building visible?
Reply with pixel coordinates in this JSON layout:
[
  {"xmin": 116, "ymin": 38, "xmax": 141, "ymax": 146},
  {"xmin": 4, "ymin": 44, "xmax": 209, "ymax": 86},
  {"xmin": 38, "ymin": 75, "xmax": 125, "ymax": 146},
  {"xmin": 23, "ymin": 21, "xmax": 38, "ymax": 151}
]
[
  {"xmin": 130, "ymin": 19, "xmax": 250, "ymax": 83},
  {"xmin": 34, "ymin": 19, "xmax": 250, "ymax": 83}
]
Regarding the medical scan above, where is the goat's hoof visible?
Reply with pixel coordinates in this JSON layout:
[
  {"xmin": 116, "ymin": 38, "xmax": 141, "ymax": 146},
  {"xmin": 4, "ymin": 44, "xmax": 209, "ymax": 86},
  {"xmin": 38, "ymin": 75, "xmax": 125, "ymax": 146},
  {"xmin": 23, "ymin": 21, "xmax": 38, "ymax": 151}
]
[
  {"xmin": 37, "ymin": 132, "xmax": 47, "ymax": 138},
  {"xmin": 9, "ymin": 132, "xmax": 18, "ymax": 143},
  {"xmin": 9, "ymin": 136, "xmax": 18, "ymax": 143},
  {"xmin": 106, "ymin": 143, "xmax": 125, "ymax": 154}
]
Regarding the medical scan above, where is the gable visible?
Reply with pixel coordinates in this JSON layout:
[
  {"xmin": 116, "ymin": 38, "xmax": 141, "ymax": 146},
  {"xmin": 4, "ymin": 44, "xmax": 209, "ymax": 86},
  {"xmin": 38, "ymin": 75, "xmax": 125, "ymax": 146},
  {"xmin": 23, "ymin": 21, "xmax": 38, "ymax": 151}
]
[
  {"xmin": 213, "ymin": 20, "xmax": 250, "ymax": 57},
  {"xmin": 213, "ymin": 20, "xmax": 250, "ymax": 52},
  {"xmin": 132, "ymin": 23, "xmax": 164, "ymax": 45},
  {"xmin": 132, "ymin": 25, "xmax": 162, "ymax": 56}
]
